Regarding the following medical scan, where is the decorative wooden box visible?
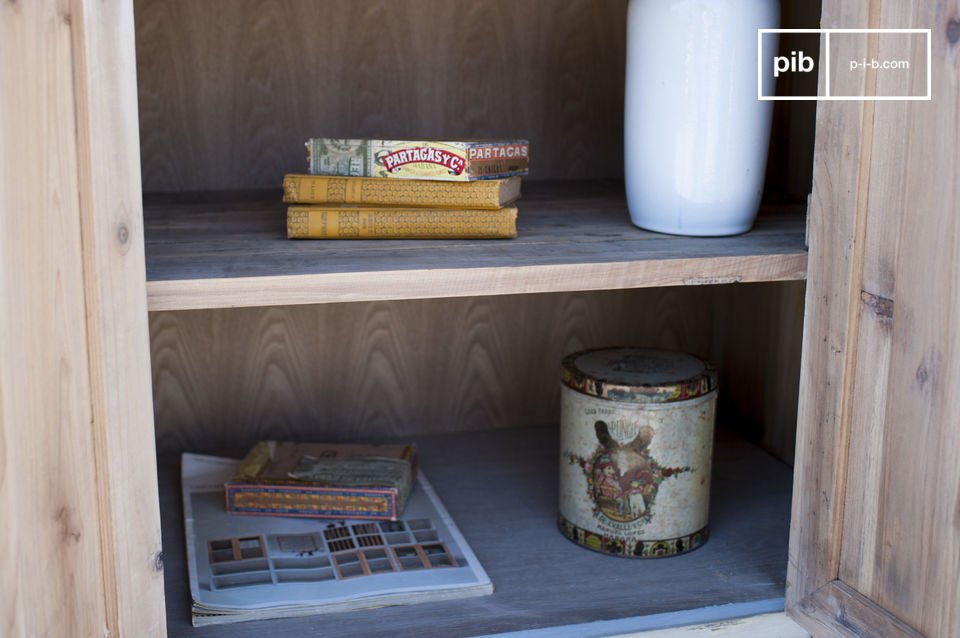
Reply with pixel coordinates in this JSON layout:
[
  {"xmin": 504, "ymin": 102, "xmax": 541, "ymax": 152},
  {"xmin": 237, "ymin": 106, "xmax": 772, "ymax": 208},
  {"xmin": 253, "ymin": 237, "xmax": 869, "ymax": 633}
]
[{"xmin": 225, "ymin": 442, "xmax": 418, "ymax": 521}]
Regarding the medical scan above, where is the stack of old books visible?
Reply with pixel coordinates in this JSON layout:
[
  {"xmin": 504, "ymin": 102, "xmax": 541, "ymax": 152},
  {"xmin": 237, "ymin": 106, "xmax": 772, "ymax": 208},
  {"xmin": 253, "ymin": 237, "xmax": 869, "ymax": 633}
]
[{"xmin": 284, "ymin": 138, "xmax": 529, "ymax": 239}]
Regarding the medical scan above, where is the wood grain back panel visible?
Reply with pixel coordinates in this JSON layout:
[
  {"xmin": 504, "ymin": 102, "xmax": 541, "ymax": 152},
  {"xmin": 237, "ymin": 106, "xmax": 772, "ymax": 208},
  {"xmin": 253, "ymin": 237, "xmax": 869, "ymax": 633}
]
[
  {"xmin": 133, "ymin": 0, "xmax": 819, "ymax": 197},
  {"xmin": 133, "ymin": 0, "xmax": 628, "ymax": 190},
  {"xmin": 150, "ymin": 290, "xmax": 707, "ymax": 453},
  {"xmin": 150, "ymin": 283, "xmax": 804, "ymax": 463}
]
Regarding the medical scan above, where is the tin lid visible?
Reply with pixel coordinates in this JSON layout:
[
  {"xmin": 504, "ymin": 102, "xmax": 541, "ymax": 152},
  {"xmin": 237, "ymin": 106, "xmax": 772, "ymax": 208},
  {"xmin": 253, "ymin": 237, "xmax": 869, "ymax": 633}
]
[{"xmin": 560, "ymin": 347, "xmax": 718, "ymax": 404}]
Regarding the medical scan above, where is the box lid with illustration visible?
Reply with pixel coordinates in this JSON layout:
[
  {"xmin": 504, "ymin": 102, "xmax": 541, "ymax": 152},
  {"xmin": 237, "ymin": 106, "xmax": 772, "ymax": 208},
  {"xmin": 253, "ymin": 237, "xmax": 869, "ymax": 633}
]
[{"xmin": 225, "ymin": 441, "xmax": 417, "ymax": 521}]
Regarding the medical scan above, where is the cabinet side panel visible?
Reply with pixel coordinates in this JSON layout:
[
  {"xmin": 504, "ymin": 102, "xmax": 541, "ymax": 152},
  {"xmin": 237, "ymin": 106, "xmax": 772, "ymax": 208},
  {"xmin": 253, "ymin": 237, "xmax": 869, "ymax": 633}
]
[
  {"xmin": 787, "ymin": 0, "xmax": 876, "ymax": 610},
  {"xmin": 838, "ymin": 3, "xmax": 960, "ymax": 634},
  {"xmin": 0, "ymin": 0, "xmax": 109, "ymax": 635},
  {"xmin": 710, "ymin": 281, "xmax": 805, "ymax": 464},
  {"xmin": 71, "ymin": 0, "xmax": 167, "ymax": 634}
]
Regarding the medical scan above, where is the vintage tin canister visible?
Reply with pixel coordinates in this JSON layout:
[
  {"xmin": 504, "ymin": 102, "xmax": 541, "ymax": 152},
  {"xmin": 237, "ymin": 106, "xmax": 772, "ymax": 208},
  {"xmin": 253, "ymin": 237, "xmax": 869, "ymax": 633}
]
[{"xmin": 558, "ymin": 347, "xmax": 718, "ymax": 558}]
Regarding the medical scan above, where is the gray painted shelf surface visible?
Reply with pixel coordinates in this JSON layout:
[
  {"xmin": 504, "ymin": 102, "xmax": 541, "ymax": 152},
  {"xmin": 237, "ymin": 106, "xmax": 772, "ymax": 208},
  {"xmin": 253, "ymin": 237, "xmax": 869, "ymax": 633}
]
[
  {"xmin": 159, "ymin": 425, "xmax": 793, "ymax": 637},
  {"xmin": 142, "ymin": 181, "xmax": 807, "ymax": 310}
]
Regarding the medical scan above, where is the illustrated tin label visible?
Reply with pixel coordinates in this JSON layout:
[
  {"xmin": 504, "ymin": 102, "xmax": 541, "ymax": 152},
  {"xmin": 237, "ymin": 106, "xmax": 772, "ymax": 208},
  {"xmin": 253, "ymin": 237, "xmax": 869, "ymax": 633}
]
[{"xmin": 558, "ymin": 387, "xmax": 715, "ymax": 558}]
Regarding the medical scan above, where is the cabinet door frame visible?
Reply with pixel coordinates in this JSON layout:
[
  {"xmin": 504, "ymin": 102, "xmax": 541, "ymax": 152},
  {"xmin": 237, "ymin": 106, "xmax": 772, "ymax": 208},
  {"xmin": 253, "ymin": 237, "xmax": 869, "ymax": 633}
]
[
  {"xmin": 788, "ymin": 0, "xmax": 951, "ymax": 636},
  {"xmin": 72, "ymin": 1, "xmax": 169, "ymax": 633},
  {"xmin": 0, "ymin": 1, "xmax": 167, "ymax": 635}
]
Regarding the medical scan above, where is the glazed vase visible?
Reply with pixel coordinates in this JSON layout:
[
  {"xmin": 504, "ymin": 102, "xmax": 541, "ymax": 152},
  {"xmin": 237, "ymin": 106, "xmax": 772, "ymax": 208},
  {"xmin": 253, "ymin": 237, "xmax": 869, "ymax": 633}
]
[{"xmin": 624, "ymin": 0, "xmax": 780, "ymax": 236}]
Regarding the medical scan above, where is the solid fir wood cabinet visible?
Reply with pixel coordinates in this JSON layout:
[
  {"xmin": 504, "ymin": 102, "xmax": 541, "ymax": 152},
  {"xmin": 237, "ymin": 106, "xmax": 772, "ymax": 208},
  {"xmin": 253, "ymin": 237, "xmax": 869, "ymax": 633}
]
[{"xmin": 2, "ymin": 1, "xmax": 957, "ymax": 636}]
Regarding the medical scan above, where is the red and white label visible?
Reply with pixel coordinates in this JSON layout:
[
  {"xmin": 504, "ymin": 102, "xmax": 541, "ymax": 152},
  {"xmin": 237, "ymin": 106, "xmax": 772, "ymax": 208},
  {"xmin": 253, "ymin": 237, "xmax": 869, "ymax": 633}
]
[{"xmin": 380, "ymin": 147, "xmax": 466, "ymax": 175}]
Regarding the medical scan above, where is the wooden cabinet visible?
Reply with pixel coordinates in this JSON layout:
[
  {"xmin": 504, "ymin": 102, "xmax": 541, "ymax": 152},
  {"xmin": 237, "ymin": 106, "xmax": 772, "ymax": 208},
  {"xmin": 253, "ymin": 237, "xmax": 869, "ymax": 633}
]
[{"xmin": 2, "ymin": 0, "xmax": 956, "ymax": 636}]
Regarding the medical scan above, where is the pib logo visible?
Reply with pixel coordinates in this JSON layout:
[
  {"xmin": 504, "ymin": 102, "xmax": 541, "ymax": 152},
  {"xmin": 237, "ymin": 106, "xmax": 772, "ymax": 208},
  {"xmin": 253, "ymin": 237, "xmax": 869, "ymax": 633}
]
[{"xmin": 774, "ymin": 50, "xmax": 815, "ymax": 78}]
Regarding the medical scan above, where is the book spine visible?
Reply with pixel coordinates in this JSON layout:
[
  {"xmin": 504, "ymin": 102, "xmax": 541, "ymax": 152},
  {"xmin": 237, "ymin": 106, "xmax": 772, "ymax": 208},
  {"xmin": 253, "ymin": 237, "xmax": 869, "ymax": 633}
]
[
  {"xmin": 283, "ymin": 174, "xmax": 507, "ymax": 209},
  {"xmin": 225, "ymin": 484, "xmax": 399, "ymax": 520},
  {"xmin": 287, "ymin": 206, "xmax": 518, "ymax": 239}
]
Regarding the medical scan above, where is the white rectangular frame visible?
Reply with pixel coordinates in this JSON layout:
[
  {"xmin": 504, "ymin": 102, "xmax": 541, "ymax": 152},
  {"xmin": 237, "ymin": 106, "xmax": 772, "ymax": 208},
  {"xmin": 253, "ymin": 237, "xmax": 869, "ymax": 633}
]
[{"xmin": 757, "ymin": 28, "xmax": 932, "ymax": 101}]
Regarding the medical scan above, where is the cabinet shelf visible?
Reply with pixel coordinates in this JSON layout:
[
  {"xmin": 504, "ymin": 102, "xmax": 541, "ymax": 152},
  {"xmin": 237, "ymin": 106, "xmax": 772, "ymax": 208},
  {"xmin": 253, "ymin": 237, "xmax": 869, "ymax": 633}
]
[
  {"xmin": 159, "ymin": 425, "xmax": 792, "ymax": 637},
  {"xmin": 144, "ymin": 180, "xmax": 807, "ymax": 311}
]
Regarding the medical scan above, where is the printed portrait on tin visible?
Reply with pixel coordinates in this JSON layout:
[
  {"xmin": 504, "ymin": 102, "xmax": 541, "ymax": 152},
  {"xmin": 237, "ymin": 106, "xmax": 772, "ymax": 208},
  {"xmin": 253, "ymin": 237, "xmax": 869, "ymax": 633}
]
[{"xmin": 568, "ymin": 420, "xmax": 692, "ymax": 524}]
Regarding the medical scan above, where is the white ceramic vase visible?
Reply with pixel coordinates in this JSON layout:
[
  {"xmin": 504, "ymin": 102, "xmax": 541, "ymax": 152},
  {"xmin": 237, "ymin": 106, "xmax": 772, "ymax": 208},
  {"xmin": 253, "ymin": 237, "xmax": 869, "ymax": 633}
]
[{"xmin": 624, "ymin": 0, "xmax": 779, "ymax": 236}]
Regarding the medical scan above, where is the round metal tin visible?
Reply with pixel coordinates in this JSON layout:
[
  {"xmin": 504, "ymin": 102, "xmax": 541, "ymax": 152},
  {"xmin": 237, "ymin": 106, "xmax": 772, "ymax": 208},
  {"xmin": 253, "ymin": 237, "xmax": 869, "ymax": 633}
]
[{"xmin": 558, "ymin": 347, "xmax": 718, "ymax": 558}]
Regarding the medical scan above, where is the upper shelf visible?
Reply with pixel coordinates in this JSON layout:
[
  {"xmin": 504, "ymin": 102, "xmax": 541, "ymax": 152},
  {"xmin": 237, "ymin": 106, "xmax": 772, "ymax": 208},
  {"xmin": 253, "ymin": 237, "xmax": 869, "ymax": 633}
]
[{"xmin": 143, "ymin": 180, "xmax": 808, "ymax": 311}]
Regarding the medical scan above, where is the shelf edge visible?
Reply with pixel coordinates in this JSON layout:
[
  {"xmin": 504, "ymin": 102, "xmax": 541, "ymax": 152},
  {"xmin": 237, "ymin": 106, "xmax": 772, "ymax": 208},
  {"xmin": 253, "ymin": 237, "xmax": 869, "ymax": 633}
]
[{"xmin": 146, "ymin": 253, "xmax": 808, "ymax": 311}]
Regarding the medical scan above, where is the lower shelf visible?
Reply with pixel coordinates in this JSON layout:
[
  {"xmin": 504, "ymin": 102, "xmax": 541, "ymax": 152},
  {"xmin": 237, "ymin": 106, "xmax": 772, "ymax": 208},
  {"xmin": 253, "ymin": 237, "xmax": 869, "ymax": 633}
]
[{"xmin": 158, "ymin": 425, "xmax": 793, "ymax": 637}]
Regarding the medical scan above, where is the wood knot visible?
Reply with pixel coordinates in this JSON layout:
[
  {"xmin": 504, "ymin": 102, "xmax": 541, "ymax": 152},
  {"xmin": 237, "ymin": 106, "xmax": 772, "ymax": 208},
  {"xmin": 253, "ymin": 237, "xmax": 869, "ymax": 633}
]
[
  {"xmin": 116, "ymin": 223, "xmax": 129, "ymax": 245},
  {"xmin": 55, "ymin": 506, "xmax": 82, "ymax": 544},
  {"xmin": 154, "ymin": 551, "xmax": 164, "ymax": 573},
  {"xmin": 916, "ymin": 364, "xmax": 929, "ymax": 386},
  {"xmin": 948, "ymin": 19, "xmax": 960, "ymax": 45},
  {"xmin": 861, "ymin": 290, "xmax": 894, "ymax": 319}
]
